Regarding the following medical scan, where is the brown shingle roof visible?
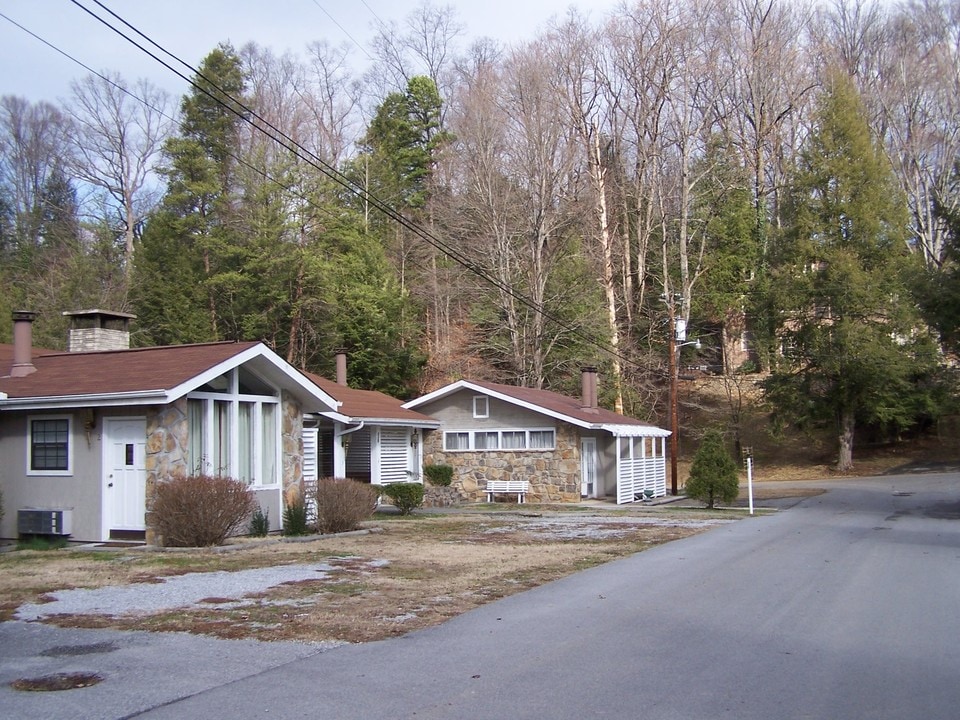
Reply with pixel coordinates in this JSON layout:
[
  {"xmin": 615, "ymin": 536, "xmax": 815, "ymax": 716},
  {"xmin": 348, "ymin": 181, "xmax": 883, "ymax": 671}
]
[
  {"xmin": 306, "ymin": 373, "xmax": 437, "ymax": 425},
  {"xmin": 468, "ymin": 379, "xmax": 661, "ymax": 428},
  {"xmin": 406, "ymin": 379, "xmax": 668, "ymax": 436},
  {"xmin": 0, "ymin": 343, "xmax": 57, "ymax": 368},
  {"xmin": 0, "ymin": 341, "xmax": 261, "ymax": 399}
]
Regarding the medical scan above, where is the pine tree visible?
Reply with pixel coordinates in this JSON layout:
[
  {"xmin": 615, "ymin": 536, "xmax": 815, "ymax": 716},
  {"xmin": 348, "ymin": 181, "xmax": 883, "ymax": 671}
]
[
  {"xmin": 763, "ymin": 72, "xmax": 940, "ymax": 471},
  {"xmin": 133, "ymin": 44, "xmax": 248, "ymax": 344},
  {"xmin": 685, "ymin": 430, "xmax": 739, "ymax": 509}
]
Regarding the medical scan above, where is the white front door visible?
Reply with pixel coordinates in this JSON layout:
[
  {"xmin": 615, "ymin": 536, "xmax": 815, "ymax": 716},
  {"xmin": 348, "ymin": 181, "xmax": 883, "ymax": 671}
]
[
  {"xmin": 103, "ymin": 417, "xmax": 147, "ymax": 538},
  {"xmin": 581, "ymin": 437, "xmax": 598, "ymax": 498}
]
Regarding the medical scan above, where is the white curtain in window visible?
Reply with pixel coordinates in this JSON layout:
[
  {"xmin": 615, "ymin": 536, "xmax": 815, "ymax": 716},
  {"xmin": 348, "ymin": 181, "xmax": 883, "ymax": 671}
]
[
  {"xmin": 261, "ymin": 403, "xmax": 277, "ymax": 484},
  {"xmin": 475, "ymin": 431, "xmax": 499, "ymax": 449},
  {"xmin": 529, "ymin": 430, "xmax": 555, "ymax": 449},
  {"xmin": 445, "ymin": 432, "xmax": 470, "ymax": 450},
  {"xmin": 187, "ymin": 399, "xmax": 205, "ymax": 475},
  {"xmin": 238, "ymin": 403, "xmax": 253, "ymax": 483},
  {"xmin": 501, "ymin": 431, "xmax": 525, "ymax": 449},
  {"xmin": 214, "ymin": 400, "xmax": 231, "ymax": 476}
]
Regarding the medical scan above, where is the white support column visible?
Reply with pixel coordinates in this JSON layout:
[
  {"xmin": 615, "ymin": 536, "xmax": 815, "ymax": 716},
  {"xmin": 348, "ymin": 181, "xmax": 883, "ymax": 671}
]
[{"xmin": 333, "ymin": 423, "xmax": 346, "ymax": 478}]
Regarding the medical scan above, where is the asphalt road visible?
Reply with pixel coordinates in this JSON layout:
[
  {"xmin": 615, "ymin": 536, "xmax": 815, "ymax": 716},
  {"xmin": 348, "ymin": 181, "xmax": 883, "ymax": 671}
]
[{"xmin": 2, "ymin": 473, "xmax": 958, "ymax": 719}]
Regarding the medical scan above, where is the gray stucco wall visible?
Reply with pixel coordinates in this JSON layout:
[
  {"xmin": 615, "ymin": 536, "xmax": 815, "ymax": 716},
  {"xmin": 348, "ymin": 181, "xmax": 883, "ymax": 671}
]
[{"xmin": 0, "ymin": 407, "xmax": 142, "ymax": 542}]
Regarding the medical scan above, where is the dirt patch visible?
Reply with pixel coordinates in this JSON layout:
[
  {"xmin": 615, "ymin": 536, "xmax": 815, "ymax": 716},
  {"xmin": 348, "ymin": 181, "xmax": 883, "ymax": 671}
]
[
  {"xmin": 10, "ymin": 672, "xmax": 104, "ymax": 692},
  {"xmin": 1, "ymin": 508, "xmax": 739, "ymax": 644}
]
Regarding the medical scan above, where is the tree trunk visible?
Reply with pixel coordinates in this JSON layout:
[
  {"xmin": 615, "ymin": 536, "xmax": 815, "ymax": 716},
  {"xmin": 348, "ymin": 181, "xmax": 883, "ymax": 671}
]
[
  {"xmin": 837, "ymin": 409, "xmax": 855, "ymax": 472},
  {"xmin": 590, "ymin": 127, "xmax": 624, "ymax": 414}
]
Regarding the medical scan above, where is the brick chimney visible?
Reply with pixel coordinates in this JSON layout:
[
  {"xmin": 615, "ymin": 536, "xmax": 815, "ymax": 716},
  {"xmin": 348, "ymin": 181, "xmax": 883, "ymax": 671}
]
[
  {"xmin": 580, "ymin": 366, "xmax": 599, "ymax": 413},
  {"xmin": 335, "ymin": 350, "xmax": 348, "ymax": 386},
  {"xmin": 62, "ymin": 309, "xmax": 135, "ymax": 352},
  {"xmin": 11, "ymin": 310, "xmax": 38, "ymax": 377}
]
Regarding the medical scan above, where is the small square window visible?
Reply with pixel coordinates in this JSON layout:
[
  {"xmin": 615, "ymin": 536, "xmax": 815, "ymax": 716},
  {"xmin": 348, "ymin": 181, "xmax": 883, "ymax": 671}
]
[
  {"xmin": 29, "ymin": 416, "xmax": 72, "ymax": 475},
  {"xmin": 472, "ymin": 396, "xmax": 489, "ymax": 419}
]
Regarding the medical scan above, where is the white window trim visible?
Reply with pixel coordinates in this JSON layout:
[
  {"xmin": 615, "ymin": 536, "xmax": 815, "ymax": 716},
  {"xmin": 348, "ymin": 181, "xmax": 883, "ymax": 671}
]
[
  {"xmin": 26, "ymin": 414, "xmax": 74, "ymax": 477},
  {"xmin": 472, "ymin": 396, "xmax": 489, "ymax": 419},
  {"xmin": 187, "ymin": 368, "xmax": 281, "ymax": 487},
  {"xmin": 443, "ymin": 427, "xmax": 556, "ymax": 452}
]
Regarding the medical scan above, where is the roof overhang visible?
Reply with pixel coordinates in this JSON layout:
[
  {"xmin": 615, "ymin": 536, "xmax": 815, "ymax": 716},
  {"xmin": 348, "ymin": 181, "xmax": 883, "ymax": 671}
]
[
  {"xmin": 0, "ymin": 343, "xmax": 342, "ymax": 414},
  {"xmin": 602, "ymin": 424, "xmax": 672, "ymax": 438},
  {"xmin": 0, "ymin": 389, "xmax": 169, "ymax": 411},
  {"xmin": 312, "ymin": 410, "xmax": 439, "ymax": 429}
]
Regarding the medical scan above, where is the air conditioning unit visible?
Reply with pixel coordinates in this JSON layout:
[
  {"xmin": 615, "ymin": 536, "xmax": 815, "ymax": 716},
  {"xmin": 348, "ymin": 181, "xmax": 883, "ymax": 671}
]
[{"xmin": 17, "ymin": 509, "xmax": 73, "ymax": 536}]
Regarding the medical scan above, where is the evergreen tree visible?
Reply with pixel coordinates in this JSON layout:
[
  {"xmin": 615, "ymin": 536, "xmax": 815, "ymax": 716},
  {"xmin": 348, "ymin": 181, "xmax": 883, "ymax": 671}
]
[
  {"xmin": 684, "ymin": 430, "xmax": 739, "ymax": 509},
  {"xmin": 133, "ymin": 44, "xmax": 248, "ymax": 344},
  {"xmin": 357, "ymin": 75, "xmax": 447, "ymax": 216},
  {"xmin": 693, "ymin": 140, "xmax": 762, "ymax": 374},
  {"xmin": 763, "ymin": 73, "xmax": 941, "ymax": 471}
]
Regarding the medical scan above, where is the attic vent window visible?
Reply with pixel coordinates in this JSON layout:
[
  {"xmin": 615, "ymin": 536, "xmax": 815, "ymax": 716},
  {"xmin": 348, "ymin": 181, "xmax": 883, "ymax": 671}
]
[{"xmin": 473, "ymin": 396, "xmax": 489, "ymax": 419}]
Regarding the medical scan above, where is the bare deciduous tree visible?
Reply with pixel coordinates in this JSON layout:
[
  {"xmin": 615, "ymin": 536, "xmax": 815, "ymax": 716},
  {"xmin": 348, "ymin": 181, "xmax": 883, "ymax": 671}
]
[{"xmin": 64, "ymin": 73, "xmax": 172, "ymax": 278}]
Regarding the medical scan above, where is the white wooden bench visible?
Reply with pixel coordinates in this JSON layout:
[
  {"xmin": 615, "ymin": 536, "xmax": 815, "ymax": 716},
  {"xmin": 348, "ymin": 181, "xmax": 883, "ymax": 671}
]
[{"xmin": 486, "ymin": 480, "xmax": 530, "ymax": 504}]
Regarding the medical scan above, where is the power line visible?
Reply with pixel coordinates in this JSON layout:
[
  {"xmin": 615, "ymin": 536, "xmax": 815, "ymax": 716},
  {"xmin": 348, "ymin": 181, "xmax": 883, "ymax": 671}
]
[
  {"xmin": 307, "ymin": 0, "xmax": 376, "ymax": 63},
  {"xmin": 53, "ymin": 1, "xmax": 646, "ymax": 376}
]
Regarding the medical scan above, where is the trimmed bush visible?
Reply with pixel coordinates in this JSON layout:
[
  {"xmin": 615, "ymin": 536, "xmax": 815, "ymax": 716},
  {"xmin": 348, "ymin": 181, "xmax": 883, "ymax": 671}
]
[
  {"xmin": 248, "ymin": 506, "xmax": 270, "ymax": 537},
  {"xmin": 283, "ymin": 497, "xmax": 310, "ymax": 536},
  {"xmin": 151, "ymin": 474, "xmax": 256, "ymax": 547},
  {"xmin": 685, "ymin": 430, "xmax": 740, "ymax": 509},
  {"xmin": 380, "ymin": 482, "xmax": 424, "ymax": 515},
  {"xmin": 314, "ymin": 477, "xmax": 378, "ymax": 534},
  {"xmin": 423, "ymin": 464, "xmax": 453, "ymax": 487}
]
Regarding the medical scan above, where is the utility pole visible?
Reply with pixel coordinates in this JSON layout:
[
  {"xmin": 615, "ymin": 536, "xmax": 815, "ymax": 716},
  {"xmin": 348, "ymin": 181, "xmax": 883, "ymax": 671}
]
[{"xmin": 668, "ymin": 299, "xmax": 679, "ymax": 496}]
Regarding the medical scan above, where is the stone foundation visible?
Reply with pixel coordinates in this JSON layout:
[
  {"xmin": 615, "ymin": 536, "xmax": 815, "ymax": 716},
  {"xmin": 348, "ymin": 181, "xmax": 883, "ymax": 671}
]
[
  {"xmin": 423, "ymin": 423, "xmax": 582, "ymax": 504},
  {"xmin": 423, "ymin": 484, "xmax": 467, "ymax": 507}
]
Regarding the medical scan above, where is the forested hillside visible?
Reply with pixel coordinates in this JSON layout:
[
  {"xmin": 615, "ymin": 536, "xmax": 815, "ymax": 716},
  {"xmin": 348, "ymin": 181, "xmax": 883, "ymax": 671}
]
[{"xmin": 2, "ymin": 0, "xmax": 959, "ymax": 468}]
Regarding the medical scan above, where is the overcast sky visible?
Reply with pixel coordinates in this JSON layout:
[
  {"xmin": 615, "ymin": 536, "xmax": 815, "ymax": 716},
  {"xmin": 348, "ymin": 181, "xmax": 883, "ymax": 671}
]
[{"xmin": 0, "ymin": 0, "xmax": 619, "ymax": 104}]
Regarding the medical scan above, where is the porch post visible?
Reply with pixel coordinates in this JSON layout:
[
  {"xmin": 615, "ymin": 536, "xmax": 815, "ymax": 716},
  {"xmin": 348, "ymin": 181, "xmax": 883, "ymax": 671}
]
[{"xmin": 333, "ymin": 423, "xmax": 346, "ymax": 477}]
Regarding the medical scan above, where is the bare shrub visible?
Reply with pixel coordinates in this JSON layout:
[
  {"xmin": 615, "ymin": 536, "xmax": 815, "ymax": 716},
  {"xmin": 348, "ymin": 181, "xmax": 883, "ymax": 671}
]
[
  {"xmin": 151, "ymin": 474, "xmax": 256, "ymax": 547},
  {"xmin": 314, "ymin": 477, "xmax": 378, "ymax": 534}
]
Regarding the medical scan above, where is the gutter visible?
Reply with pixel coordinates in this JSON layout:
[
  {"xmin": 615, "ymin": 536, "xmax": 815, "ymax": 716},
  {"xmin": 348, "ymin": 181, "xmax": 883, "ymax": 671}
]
[{"xmin": 0, "ymin": 389, "xmax": 169, "ymax": 410}]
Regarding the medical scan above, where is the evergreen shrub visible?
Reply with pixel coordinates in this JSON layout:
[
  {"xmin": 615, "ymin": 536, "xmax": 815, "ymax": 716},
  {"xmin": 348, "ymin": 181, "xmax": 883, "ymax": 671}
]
[
  {"xmin": 684, "ymin": 430, "xmax": 740, "ymax": 509},
  {"xmin": 283, "ymin": 497, "xmax": 310, "ymax": 536},
  {"xmin": 380, "ymin": 482, "xmax": 424, "ymax": 515},
  {"xmin": 248, "ymin": 505, "xmax": 270, "ymax": 537},
  {"xmin": 152, "ymin": 474, "xmax": 256, "ymax": 547},
  {"xmin": 423, "ymin": 464, "xmax": 453, "ymax": 486},
  {"xmin": 314, "ymin": 477, "xmax": 378, "ymax": 534}
]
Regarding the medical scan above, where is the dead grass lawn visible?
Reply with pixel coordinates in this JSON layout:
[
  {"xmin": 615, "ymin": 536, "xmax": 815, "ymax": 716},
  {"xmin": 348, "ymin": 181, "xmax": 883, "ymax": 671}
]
[{"xmin": 0, "ymin": 508, "xmax": 738, "ymax": 644}]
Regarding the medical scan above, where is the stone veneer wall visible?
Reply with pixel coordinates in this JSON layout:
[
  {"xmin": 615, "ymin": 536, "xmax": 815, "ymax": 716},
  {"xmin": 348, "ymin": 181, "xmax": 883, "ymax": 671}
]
[
  {"xmin": 422, "ymin": 484, "xmax": 468, "ymax": 507},
  {"xmin": 281, "ymin": 391, "xmax": 303, "ymax": 496},
  {"xmin": 144, "ymin": 399, "xmax": 190, "ymax": 545},
  {"xmin": 142, "ymin": 393, "xmax": 304, "ymax": 544},
  {"xmin": 423, "ymin": 423, "xmax": 582, "ymax": 503}
]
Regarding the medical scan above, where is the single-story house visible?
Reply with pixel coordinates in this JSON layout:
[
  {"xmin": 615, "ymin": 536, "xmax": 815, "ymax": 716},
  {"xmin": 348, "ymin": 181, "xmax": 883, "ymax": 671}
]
[
  {"xmin": 303, "ymin": 352, "xmax": 440, "ymax": 489},
  {"xmin": 0, "ymin": 310, "xmax": 342, "ymax": 543},
  {"xmin": 403, "ymin": 368, "xmax": 671, "ymax": 504}
]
